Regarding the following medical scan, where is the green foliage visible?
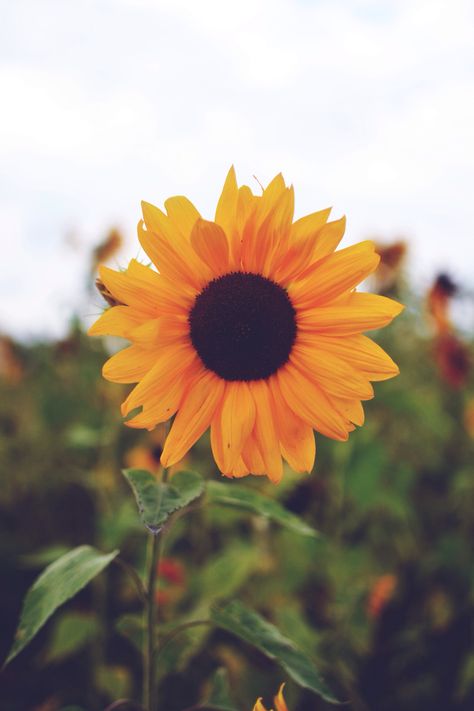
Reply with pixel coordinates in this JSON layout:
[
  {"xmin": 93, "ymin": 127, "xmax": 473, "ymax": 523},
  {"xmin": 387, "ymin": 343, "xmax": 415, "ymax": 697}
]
[
  {"xmin": 2, "ymin": 289, "xmax": 474, "ymax": 709},
  {"xmin": 211, "ymin": 600, "xmax": 341, "ymax": 703},
  {"xmin": 123, "ymin": 468, "xmax": 205, "ymax": 532},
  {"xmin": 5, "ymin": 545, "xmax": 118, "ymax": 664},
  {"xmin": 207, "ymin": 480, "xmax": 319, "ymax": 537},
  {"xmin": 203, "ymin": 667, "xmax": 239, "ymax": 710},
  {"xmin": 43, "ymin": 611, "xmax": 98, "ymax": 664}
]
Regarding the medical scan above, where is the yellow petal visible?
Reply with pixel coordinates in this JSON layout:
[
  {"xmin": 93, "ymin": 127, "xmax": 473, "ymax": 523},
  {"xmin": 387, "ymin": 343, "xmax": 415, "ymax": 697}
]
[
  {"xmin": 241, "ymin": 433, "xmax": 266, "ymax": 475},
  {"xmin": 297, "ymin": 293, "xmax": 404, "ymax": 336},
  {"xmin": 290, "ymin": 207, "xmax": 332, "ymax": 241},
  {"xmin": 250, "ymin": 380, "xmax": 283, "ymax": 483},
  {"xmin": 291, "ymin": 345, "xmax": 374, "ymax": 400},
  {"xmin": 128, "ymin": 316, "xmax": 189, "ymax": 349},
  {"xmin": 161, "ymin": 370, "xmax": 225, "ymax": 466},
  {"xmin": 98, "ymin": 263, "xmax": 159, "ymax": 315},
  {"xmin": 102, "ymin": 345, "xmax": 158, "ymax": 383},
  {"xmin": 219, "ymin": 381, "xmax": 256, "ymax": 472},
  {"xmin": 312, "ymin": 216, "xmax": 346, "ymax": 261},
  {"xmin": 88, "ymin": 305, "xmax": 144, "ymax": 338},
  {"xmin": 330, "ymin": 396, "xmax": 365, "ymax": 426},
  {"xmin": 210, "ymin": 404, "xmax": 225, "ymax": 473},
  {"xmin": 277, "ymin": 364, "xmax": 350, "ymax": 441},
  {"xmin": 226, "ymin": 457, "xmax": 250, "ymax": 478},
  {"xmin": 140, "ymin": 201, "xmax": 212, "ymax": 287},
  {"xmin": 298, "ymin": 333, "xmax": 400, "ymax": 381},
  {"xmin": 242, "ymin": 186, "xmax": 294, "ymax": 275},
  {"xmin": 215, "ymin": 166, "xmax": 238, "ymax": 237},
  {"xmin": 138, "ymin": 220, "xmax": 209, "ymax": 292},
  {"xmin": 272, "ymin": 231, "xmax": 321, "ymax": 286},
  {"xmin": 164, "ymin": 195, "xmax": 201, "ymax": 239},
  {"xmin": 190, "ymin": 218, "xmax": 230, "ymax": 275},
  {"xmin": 124, "ymin": 378, "xmax": 186, "ymax": 430},
  {"xmin": 274, "ymin": 683, "xmax": 288, "ymax": 711},
  {"xmin": 253, "ymin": 699, "xmax": 267, "ymax": 711},
  {"xmin": 121, "ymin": 344, "xmax": 197, "ymax": 415},
  {"xmin": 289, "ymin": 241, "xmax": 380, "ymax": 308},
  {"xmin": 270, "ymin": 378, "xmax": 316, "ymax": 473}
]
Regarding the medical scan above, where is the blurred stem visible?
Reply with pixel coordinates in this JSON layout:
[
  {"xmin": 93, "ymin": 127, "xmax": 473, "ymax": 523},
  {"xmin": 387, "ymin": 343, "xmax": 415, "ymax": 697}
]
[{"xmin": 143, "ymin": 466, "xmax": 169, "ymax": 711}]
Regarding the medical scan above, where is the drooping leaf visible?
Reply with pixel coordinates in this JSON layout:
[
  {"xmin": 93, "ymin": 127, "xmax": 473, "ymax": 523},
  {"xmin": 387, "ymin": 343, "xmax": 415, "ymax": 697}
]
[
  {"xmin": 210, "ymin": 600, "xmax": 341, "ymax": 704},
  {"xmin": 199, "ymin": 543, "xmax": 260, "ymax": 605},
  {"xmin": 123, "ymin": 469, "xmax": 204, "ymax": 533},
  {"xmin": 6, "ymin": 545, "xmax": 118, "ymax": 665},
  {"xmin": 43, "ymin": 611, "xmax": 98, "ymax": 664},
  {"xmin": 206, "ymin": 481, "xmax": 319, "ymax": 538}
]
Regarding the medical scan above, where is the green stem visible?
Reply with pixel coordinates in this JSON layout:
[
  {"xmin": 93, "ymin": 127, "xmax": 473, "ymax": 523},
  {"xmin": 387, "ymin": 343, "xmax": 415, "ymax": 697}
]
[{"xmin": 143, "ymin": 467, "xmax": 169, "ymax": 711}]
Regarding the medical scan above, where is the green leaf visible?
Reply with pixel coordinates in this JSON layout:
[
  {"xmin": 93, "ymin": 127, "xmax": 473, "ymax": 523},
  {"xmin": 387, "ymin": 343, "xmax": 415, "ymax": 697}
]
[
  {"xmin": 206, "ymin": 481, "xmax": 319, "ymax": 538},
  {"xmin": 115, "ymin": 613, "xmax": 144, "ymax": 653},
  {"xmin": 5, "ymin": 545, "xmax": 118, "ymax": 665},
  {"xmin": 210, "ymin": 600, "xmax": 341, "ymax": 704},
  {"xmin": 20, "ymin": 544, "xmax": 71, "ymax": 568},
  {"xmin": 204, "ymin": 667, "xmax": 238, "ymax": 710},
  {"xmin": 123, "ymin": 469, "xmax": 204, "ymax": 533},
  {"xmin": 44, "ymin": 611, "xmax": 98, "ymax": 664},
  {"xmin": 199, "ymin": 543, "xmax": 260, "ymax": 604}
]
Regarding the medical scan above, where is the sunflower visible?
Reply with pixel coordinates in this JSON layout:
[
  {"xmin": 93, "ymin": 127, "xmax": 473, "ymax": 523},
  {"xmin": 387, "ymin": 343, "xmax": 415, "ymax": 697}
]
[
  {"xmin": 253, "ymin": 683, "xmax": 288, "ymax": 711},
  {"xmin": 89, "ymin": 168, "xmax": 403, "ymax": 483}
]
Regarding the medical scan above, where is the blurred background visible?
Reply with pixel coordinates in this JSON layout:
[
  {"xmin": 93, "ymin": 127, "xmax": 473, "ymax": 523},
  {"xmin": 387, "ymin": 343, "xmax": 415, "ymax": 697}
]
[{"xmin": 1, "ymin": 1, "xmax": 473, "ymax": 710}]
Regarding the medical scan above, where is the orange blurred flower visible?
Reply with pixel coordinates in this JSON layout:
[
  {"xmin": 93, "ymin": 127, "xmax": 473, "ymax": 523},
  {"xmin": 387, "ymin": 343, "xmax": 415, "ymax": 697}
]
[
  {"xmin": 367, "ymin": 574, "xmax": 397, "ymax": 619},
  {"xmin": 434, "ymin": 333, "xmax": 470, "ymax": 389},
  {"xmin": 91, "ymin": 228, "xmax": 123, "ymax": 272},
  {"xmin": 0, "ymin": 336, "xmax": 23, "ymax": 384},
  {"xmin": 155, "ymin": 557, "xmax": 186, "ymax": 606},
  {"xmin": 464, "ymin": 399, "xmax": 474, "ymax": 438},
  {"xmin": 373, "ymin": 240, "xmax": 407, "ymax": 293},
  {"xmin": 253, "ymin": 683, "xmax": 288, "ymax": 711},
  {"xmin": 427, "ymin": 274, "xmax": 457, "ymax": 335}
]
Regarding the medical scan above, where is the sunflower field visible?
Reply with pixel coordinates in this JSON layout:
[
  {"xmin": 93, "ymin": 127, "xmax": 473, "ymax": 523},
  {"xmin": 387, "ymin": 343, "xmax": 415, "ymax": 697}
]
[{"xmin": 1, "ymin": 176, "xmax": 473, "ymax": 711}]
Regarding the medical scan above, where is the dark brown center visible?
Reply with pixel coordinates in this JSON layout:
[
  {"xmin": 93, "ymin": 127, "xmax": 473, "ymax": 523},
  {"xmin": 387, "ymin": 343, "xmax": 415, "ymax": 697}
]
[{"xmin": 189, "ymin": 271, "xmax": 297, "ymax": 381}]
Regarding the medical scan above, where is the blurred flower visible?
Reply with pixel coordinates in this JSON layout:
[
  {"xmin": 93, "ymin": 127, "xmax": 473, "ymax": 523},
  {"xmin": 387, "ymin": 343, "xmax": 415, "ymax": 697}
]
[
  {"xmin": 95, "ymin": 277, "xmax": 125, "ymax": 307},
  {"xmin": 90, "ymin": 168, "xmax": 403, "ymax": 482},
  {"xmin": 91, "ymin": 228, "xmax": 123, "ymax": 273},
  {"xmin": 125, "ymin": 425, "xmax": 189, "ymax": 474},
  {"xmin": 464, "ymin": 399, "xmax": 474, "ymax": 438},
  {"xmin": 427, "ymin": 273, "xmax": 458, "ymax": 335},
  {"xmin": 367, "ymin": 573, "xmax": 397, "ymax": 619},
  {"xmin": 253, "ymin": 683, "xmax": 288, "ymax": 711},
  {"xmin": 373, "ymin": 239, "xmax": 407, "ymax": 293},
  {"xmin": 434, "ymin": 333, "xmax": 470, "ymax": 389},
  {"xmin": 0, "ymin": 335, "xmax": 23, "ymax": 384},
  {"xmin": 155, "ymin": 557, "xmax": 185, "ymax": 606},
  {"xmin": 125, "ymin": 443, "xmax": 163, "ymax": 472}
]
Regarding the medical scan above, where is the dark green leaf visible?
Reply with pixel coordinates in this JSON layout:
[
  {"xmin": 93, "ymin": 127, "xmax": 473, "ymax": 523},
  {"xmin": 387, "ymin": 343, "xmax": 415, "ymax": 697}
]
[
  {"xmin": 204, "ymin": 667, "xmax": 238, "ymax": 710},
  {"xmin": 44, "ymin": 611, "xmax": 98, "ymax": 664},
  {"xmin": 123, "ymin": 469, "xmax": 204, "ymax": 533},
  {"xmin": 206, "ymin": 481, "xmax": 319, "ymax": 538},
  {"xmin": 210, "ymin": 600, "xmax": 341, "ymax": 704},
  {"xmin": 5, "ymin": 545, "xmax": 118, "ymax": 665}
]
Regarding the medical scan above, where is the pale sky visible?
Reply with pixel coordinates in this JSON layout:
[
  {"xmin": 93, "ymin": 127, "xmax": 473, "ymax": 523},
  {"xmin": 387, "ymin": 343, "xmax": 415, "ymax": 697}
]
[{"xmin": 1, "ymin": 0, "xmax": 473, "ymax": 338}]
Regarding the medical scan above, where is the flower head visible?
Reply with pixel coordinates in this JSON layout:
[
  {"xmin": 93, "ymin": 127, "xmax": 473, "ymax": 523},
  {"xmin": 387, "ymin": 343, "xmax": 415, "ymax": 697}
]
[
  {"xmin": 90, "ymin": 169, "xmax": 403, "ymax": 482},
  {"xmin": 253, "ymin": 683, "xmax": 288, "ymax": 711}
]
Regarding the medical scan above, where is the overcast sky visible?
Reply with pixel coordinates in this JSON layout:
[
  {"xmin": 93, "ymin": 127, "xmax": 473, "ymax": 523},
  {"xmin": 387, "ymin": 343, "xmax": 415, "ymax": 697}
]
[{"xmin": 1, "ymin": 0, "xmax": 473, "ymax": 339}]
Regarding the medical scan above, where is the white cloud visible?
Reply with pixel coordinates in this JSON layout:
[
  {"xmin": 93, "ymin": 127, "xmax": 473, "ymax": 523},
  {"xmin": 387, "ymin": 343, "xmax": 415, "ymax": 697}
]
[{"xmin": 0, "ymin": 0, "xmax": 473, "ymax": 337}]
